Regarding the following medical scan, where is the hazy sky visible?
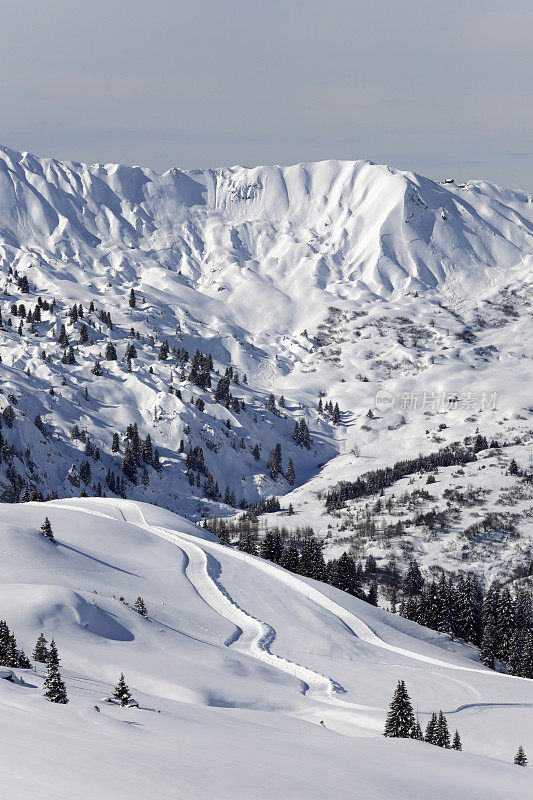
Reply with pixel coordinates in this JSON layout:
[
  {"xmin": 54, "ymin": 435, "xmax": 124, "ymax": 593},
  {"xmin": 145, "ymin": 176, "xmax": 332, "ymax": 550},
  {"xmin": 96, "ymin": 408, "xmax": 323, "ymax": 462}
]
[{"xmin": 1, "ymin": 0, "xmax": 532, "ymax": 189}]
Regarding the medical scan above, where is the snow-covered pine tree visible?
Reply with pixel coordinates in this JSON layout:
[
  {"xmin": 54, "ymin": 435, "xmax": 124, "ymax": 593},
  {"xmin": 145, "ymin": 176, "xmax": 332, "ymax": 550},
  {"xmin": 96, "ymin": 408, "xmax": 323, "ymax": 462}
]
[
  {"xmin": 452, "ymin": 730, "xmax": 462, "ymax": 751},
  {"xmin": 280, "ymin": 542, "xmax": 300, "ymax": 572},
  {"xmin": 424, "ymin": 712, "xmax": 438, "ymax": 744},
  {"xmin": 480, "ymin": 618, "xmax": 496, "ymax": 669},
  {"xmin": 47, "ymin": 639, "xmax": 60, "ymax": 667},
  {"xmin": 514, "ymin": 745, "xmax": 528, "ymax": 766},
  {"xmin": 33, "ymin": 633, "xmax": 49, "ymax": 662},
  {"xmin": 43, "ymin": 643, "xmax": 68, "ymax": 704},
  {"xmin": 105, "ymin": 341, "xmax": 117, "ymax": 360},
  {"xmin": 286, "ymin": 457, "xmax": 295, "ymax": 486},
  {"xmin": 383, "ymin": 679, "xmax": 415, "ymax": 738},
  {"xmin": 41, "ymin": 517, "xmax": 55, "ymax": 542},
  {"xmin": 134, "ymin": 597, "xmax": 147, "ymax": 616},
  {"xmin": 113, "ymin": 673, "xmax": 132, "ymax": 706},
  {"xmin": 411, "ymin": 720, "xmax": 423, "ymax": 740},
  {"xmin": 267, "ymin": 443, "xmax": 283, "ymax": 481},
  {"xmin": 298, "ymin": 538, "xmax": 326, "ymax": 581},
  {"xmin": 435, "ymin": 710, "xmax": 450, "ymax": 748}
]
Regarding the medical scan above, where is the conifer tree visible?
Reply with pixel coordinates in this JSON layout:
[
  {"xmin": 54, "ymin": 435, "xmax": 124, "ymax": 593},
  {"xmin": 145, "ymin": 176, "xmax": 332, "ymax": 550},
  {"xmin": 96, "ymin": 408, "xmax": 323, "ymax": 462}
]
[
  {"xmin": 514, "ymin": 745, "xmax": 528, "ymax": 766},
  {"xmin": 480, "ymin": 619, "xmax": 496, "ymax": 669},
  {"xmin": 47, "ymin": 639, "xmax": 60, "ymax": 667},
  {"xmin": 105, "ymin": 341, "xmax": 117, "ymax": 361},
  {"xmin": 452, "ymin": 730, "xmax": 462, "ymax": 751},
  {"xmin": 41, "ymin": 517, "xmax": 55, "ymax": 542},
  {"xmin": 43, "ymin": 651, "xmax": 68, "ymax": 704},
  {"xmin": 383, "ymin": 680, "xmax": 415, "ymax": 738},
  {"xmin": 129, "ymin": 288, "xmax": 136, "ymax": 308},
  {"xmin": 286, "ymin": 457, "xmax": 295, "ymax": 486},
  {"xmin": 134, "ymin": 597, "xmax": 147, "ymax": 616},
  {"xmin": 424, "ymin": 712, "xmax": 438, "ymax": 744},
  {"xmin": 411, "ymin": 720, "xmax": 423, "ymax": 740},
  {"xmin": 280, "ymin": 542, "xmax": 300, "ymax": 572},
  {"xmin": 435, "ymin": 710, "xmax": 451, "ymax": 748},
  {"xmin": 113, "ymin": 673, "xmax": 132, "ymax": 706},
  {"xmin": 33, "ymin": 633, "xmax": 49, "ymax": 662}
]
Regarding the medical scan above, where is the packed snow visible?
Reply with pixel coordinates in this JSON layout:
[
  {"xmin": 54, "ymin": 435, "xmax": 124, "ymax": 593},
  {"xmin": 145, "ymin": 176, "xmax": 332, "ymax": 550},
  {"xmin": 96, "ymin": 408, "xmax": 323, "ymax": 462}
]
[{"xmin": 0, "ymin": 498, "xmax": 531, "ymax": 797}]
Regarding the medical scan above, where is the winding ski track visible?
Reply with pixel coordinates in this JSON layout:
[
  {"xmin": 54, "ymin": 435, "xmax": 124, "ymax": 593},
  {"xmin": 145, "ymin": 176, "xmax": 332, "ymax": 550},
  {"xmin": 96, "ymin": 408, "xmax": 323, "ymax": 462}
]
[{"xmin": 48, "ymin": 499, "xmax": 527, "ymax": 717}]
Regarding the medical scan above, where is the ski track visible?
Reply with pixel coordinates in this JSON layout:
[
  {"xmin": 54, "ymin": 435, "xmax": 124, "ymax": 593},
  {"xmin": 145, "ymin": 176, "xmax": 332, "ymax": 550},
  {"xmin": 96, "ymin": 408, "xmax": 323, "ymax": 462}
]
[{"xmin": 46, "ymin": 500, "xmax": 530, "ymax": 719}]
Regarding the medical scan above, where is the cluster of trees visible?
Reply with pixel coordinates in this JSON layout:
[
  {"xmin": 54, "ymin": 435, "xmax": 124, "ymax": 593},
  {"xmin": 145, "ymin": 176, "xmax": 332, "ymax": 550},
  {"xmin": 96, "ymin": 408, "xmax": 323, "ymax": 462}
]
[
  {"xmin": 121, "ymin": 423, "xmax": 160, "ymax": 485},
  {"xmin": 384, "ymin": 680, "xmax": 461, "ymax": 750},
  {"xmin": 0, "ymin": 620, "xmax": 31, "ymax": 668},
  {"xmin": 208, "ymin": 519, "xmax": 370, "ymax": 600},
  {"xmin": 398, "ymin": 566, "xmax": 533, "ymax": 678},
  {"xmin": 325, "ymin": 441, "xmax": 478, "ymax": 511},
  {"xmin": 34, "ymin": 635, "xmax": 69, "ymax": 704},
  {"xmin": 318, "ymin": 398, "xmax": 341, "ymax": 425},
  {"xmin": 385, "ymin": 680, "xmax": 527, "ymax": 766}
]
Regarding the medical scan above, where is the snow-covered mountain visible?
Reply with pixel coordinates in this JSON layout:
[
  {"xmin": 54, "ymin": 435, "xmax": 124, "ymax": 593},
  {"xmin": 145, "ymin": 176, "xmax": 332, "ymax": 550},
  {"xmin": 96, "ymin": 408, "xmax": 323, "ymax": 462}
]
[
  {"xmin": 0, "ymin": 145, "xmax": 532, "ymax": 797},
  {"xmin": 0, "ymin": 143, "xmax": 531, "ymax": 582},
  {"xmin": 1, "ymin": 497, "xmax": 532, "ymax": 799}
]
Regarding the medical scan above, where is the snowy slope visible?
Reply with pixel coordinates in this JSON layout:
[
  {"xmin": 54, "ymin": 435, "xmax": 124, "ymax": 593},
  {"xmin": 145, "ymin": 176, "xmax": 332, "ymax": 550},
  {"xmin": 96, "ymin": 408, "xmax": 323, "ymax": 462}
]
[
  {"xmin": 0, "ymin": 143, "xmax": 531, "ymax": 582},
  {"xmin": 0, "ymin": 498, "xmax": 532, "ymax": 799}
]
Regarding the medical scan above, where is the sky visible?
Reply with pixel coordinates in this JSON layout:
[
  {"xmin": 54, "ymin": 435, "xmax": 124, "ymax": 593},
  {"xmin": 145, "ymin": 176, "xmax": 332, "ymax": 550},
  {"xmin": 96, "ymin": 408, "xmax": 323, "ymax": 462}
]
[{"xmin": 1, "ymin": 0, "xmax": 532, "ymax": 190}]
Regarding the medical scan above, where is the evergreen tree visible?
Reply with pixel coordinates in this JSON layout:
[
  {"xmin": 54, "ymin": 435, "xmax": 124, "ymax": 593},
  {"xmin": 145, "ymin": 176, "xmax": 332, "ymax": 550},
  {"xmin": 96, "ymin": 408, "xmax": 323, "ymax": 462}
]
[
  {"xmin": 158, "ymin": 341, "xmax": 169, "ymax": 360},
  {"xmin": 435, "ymin": 710, "xmax": 450, "ymax": 748},
  {"xmin": 129, "ymin": 288, "xmax": 136, "ymax": 308},
  {"xmin": 328, "ymin": 553, "xmax": 361, "ymax": 597},
  {"xmin": 105, "ymin": 341, "xmax": 117, "ymax": 360},
  {"xmin": 383, "ymin": 680, "xmax": 415, "ymax": 738},
  {"xmin": 425, "ymin": 712, "xmax": 438, "ymax": 744},
  {"xmin": 47, "ymin": 639, "xmax": 60, "ymax": 667},
  {"xmin": 80, "ymin": 460, "xmax": 92, "ymax": 485},
  {"xmin": 113, "ymin": 673, "xmax": 132, "ymax": 706},
  {"xmin": 33, "ymin": 633, "xmax": 48, "ymax": 662},
  {"xmin": 411, "ymin": 720, "xmax": 423, "ymax": 740},
  {"xmin": 43, "ymin": 660, "xmax": 68, "ymax": 704},
  {"xmin": 41, "ymin": 517, "xmax": 55, "ymax": 542},
  {"xmin": 42, "ymin": 639, "xmax": 66, "ymax": 701},
  {"xmin": 280, "ymin": 542, "xmax": 300, "ymax": 572},
  {"xmin": 299, "ymin": 538, "xmax": 326, "ymax": 581},
  {"xmin": 402, "ymin": 560, "xmax": 424, "ymax": 598},
  {"xmin": 514, "ymin": 745, "xmax": 528, "ymax": 766},
  {"xmin": 480, "ymin": 619, "xmax": 496, "ymax": 669},
  {"xmin": 267, "ymin": 443, "xmax": 283, "ymax": 480},
  {"xmin": 452, "ymin": 730, "xmax": 462, "ymax": 751},
  {"xmin": 286, "ymin": 457, "xmax": 295, "ymax": 486},
  {"xmin": 367, "ymin": 582, "xmax": 378, "ymax": 606},
  {"xmin": 134, "ymin": 597, "xmax": 147, "ymax": 616}
]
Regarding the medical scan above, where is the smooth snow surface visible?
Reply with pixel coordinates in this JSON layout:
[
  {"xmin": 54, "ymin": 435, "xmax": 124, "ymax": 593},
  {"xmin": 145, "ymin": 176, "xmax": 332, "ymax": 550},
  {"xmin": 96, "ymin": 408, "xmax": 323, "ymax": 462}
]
[{"xmin": 0, "ymin": 499, "xmax": 531, "ymax": 798}]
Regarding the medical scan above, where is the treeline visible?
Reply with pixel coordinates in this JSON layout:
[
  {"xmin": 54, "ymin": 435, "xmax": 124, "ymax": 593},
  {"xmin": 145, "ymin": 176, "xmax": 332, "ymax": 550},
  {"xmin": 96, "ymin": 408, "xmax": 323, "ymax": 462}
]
[
  {"xmin": 400, "ymin": 570, "xmax": 533, "ymax": 678},
  {"xmin": 205, "ymin": 518, "xmax": 372, "ymax": 601},
  {"xmin": 324, "ymin": 437, "xmax": 490, "ymax": 512}
]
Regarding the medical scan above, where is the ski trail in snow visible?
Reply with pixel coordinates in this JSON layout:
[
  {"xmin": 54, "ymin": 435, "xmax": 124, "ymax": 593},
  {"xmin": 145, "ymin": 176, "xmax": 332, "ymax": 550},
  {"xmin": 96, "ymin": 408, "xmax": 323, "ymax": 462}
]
[
  {"xmin": 48, "ymin": 501, "xmax": 528, "ymax": 689},
  {"xmin": 118, "ymin": 501, "xmax": 368, "ymax": 709},
  {"xmin": 124, "ymin": 504, "xmax": 510, "ymax": 678}
]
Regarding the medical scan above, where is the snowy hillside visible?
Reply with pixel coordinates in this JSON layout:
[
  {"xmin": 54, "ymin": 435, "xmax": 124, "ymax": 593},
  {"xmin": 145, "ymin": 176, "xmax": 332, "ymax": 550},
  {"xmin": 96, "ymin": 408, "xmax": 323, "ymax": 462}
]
[
  {"xmin": 1, "ymin": 498, "xmax": 532, "ymax": 799},
  {"xmin": 0, "ymin": 143, "xmax": 531, "ymax": 587}
]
